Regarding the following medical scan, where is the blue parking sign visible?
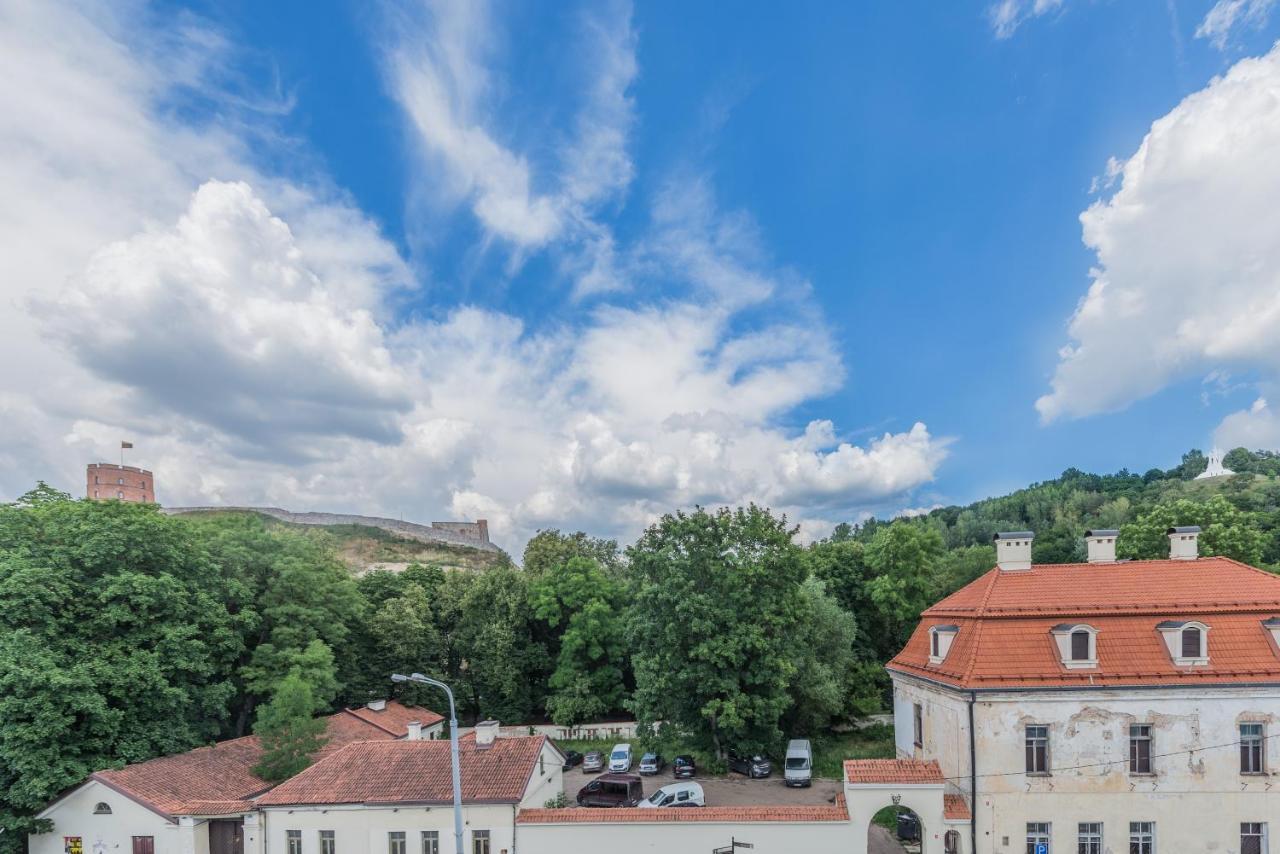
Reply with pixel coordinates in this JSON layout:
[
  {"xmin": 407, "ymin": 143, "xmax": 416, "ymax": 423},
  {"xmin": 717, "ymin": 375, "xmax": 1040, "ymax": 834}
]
[{"xmin": 1035, "ymin": 845, "xmax": 1048, "ymax": 854}]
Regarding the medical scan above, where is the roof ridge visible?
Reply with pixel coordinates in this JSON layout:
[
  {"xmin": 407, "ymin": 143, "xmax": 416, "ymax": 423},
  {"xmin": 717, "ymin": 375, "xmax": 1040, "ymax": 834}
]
[{"xmin": 959, "ymin": 568, "xmax": 1002, "ymax": 683}]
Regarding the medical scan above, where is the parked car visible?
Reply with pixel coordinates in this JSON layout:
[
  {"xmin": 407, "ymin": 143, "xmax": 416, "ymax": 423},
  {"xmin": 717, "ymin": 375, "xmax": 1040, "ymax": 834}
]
[
  {"xmin": 561, "ymin": 750, "xmax": 584, "ymax": 771},
  {"xmin": 727, "ymin": 749, "xmax": 771, "ymax": 778},
  {"xmin": 638, "ymin": 752, "xmax": 665, "ymax": 775},
  {"xmin": 896, "ymin": 810, "xmax": 921, "ymax": 842},
  {"xmin": 783, "ymin": 739, "xmax": 812, "ymax": 788},
  {"xmin": 576, "ymin": 773, "xmax": 644, "ymax": 807},
  {"xmin": 582, "ymin": 750, "xmax": 604, "ymax": 773},
  {"xmin": 639, "ymin": 782, "xmax": 705, "ymax": 809},
  {"xmin": 608, "ymin": 743, "xmax": 633, "ymax": 772},
  {"xmin": 673, "ymin": 754, "xmax": 697, "ymax": 779}
]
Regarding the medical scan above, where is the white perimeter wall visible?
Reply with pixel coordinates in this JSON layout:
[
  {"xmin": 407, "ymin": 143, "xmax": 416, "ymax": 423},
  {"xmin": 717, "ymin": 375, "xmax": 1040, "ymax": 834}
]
[
  {"xmin": 262, "ymin": 805, "xmax": 515, "ymax": 854},
  {"xmin": 517, "ymin": 820, "xmax": 850, "ymax": 854}
]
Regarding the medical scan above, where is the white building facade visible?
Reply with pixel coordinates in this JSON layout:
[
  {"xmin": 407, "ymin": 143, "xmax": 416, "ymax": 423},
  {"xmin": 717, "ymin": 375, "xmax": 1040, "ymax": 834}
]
[{"xmin": 889, "ymin": 529, "xmax": 1280, "ymax": 854}]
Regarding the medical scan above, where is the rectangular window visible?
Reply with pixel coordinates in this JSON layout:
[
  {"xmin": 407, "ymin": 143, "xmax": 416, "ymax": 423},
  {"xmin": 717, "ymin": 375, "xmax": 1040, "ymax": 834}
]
[
  {"xmin": 1026, "ymin": 822, "xmax": 1050, "ymax": 854},
  {"xmin": 1078, "ymin": 823, "xmax": 1102, "ymax": 854},
  {"xmin": 931, "ymin": 632, "xmax": 940, "ymax": 657},
  {"xmin": 1129, "ymin": 822, "xmax": 1154, "ymax": 854},
  {"xmin": 388, "ymin": 832, "xmax": 406, "ymax": 854},
  {"xmin": 286, "ymin": 832, "xmax": 302, "ymax": 854},
  {"xmin": 319, "ymin": 831, "xmax": 335, "ymax": 854},
  {"xmin": 131, "ymin": 838, "xmax": 154, "ymax": 854},
  {"xmin": 471, "ymin": 831, "xmax": 490, "ymax": 854},
  {"xmin": 1129, "ymin": 724, "xmax": 1152, "ymax": 774},
  {"xmin": 421, "ymin": 832, "xmax": 438, "ymax": 854},
  {"xmin": 914, "ymin": 703, "xmax": 924, "ymax": 748},
  {"xmin": 1241, "ymin": 823, "xmax": 1266, "ymax": 854},
  {"xmin": 1025, "ymin": 725, "xmax": 1050, "ymax": 774},
  {"xmin": 1181, "ymin": 627, "xmax": 1201, "ymax": 658},
  {"xmin": 1071, "ymin": 631, "xmax": 1090, "ymax": 661},
  {"xmin": 1242, "ymin": 723, "xmax": 1265, "ymax": 774}
]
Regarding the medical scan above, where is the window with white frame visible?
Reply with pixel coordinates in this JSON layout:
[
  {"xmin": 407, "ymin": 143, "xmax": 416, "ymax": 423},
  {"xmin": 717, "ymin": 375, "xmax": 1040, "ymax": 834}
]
[
  {"xmin": 1078, "ymin": 822, "xmax": 1102, "ymax": 854},
  {"xmin": 1242, "ymin": 723, "xmax": 1266, "ymax": 774},
  {"xmin": 319, "ymin": 831, "xmax": 334, "ymax": 854},
  {"xmin": 1025, "ymin": 725, "xmax": 1050, "ymax": 774},
  {"xmin": 471, "ymin": 830, "xmax": 490, "ymax": 854},
  {"xmin": 1241, "ymin": 823, "xmax": 1266, "ymax": 854},
  {"xmin": 421, "ymin": 832, "xmax": 439, "ymax": 854},
  {"xmin": 286, "ymin": 831, "xmax": 302, "ymax": 854},
  {"xmin": 1026, "ymin": 822, "xmax": 1050, "ymax": 854},
  {"xmin": 388, "ymin": 832, "xmax": 406, "ymax": 854},
  {"xmin": 1051, "ymin": 624, "xmax": 1097, "ymax": 667},
  {"xmin": 1129, "ymin": 822, "xmax": 1154, "ymax": 854}
]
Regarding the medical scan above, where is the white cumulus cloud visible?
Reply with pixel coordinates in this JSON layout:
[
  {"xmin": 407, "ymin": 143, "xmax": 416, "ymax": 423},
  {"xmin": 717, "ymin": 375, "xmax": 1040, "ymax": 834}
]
[{"xmin": 1037, "ymin": 44, "xmax": 1280, "ymax": 426}]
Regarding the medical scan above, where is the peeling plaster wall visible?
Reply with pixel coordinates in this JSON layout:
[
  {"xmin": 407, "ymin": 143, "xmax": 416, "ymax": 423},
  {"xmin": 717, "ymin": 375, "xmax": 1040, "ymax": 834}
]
[{"xmin": 896, "ymin": 679, "xmax": 1280, "ymax": 854}]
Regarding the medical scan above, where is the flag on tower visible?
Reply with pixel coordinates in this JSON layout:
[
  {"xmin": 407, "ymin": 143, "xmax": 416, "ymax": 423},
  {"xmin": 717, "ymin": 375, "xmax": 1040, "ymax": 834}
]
[{"xmin": 121, "ymin": 441, "xmax": 133, "ymax": 449}]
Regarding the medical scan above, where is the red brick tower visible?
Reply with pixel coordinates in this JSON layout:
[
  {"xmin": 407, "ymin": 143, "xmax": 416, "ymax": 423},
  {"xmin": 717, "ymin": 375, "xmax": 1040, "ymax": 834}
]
[{"xmin": 86, "ymin": 463, "xmax": 155, "ymax": 503}]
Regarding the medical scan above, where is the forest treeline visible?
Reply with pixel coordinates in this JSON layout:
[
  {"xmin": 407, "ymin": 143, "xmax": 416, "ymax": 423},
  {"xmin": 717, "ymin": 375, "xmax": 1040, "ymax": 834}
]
[{"xmin": 2, "ymin": 447, "xmax": 1280, "ymax": 846}]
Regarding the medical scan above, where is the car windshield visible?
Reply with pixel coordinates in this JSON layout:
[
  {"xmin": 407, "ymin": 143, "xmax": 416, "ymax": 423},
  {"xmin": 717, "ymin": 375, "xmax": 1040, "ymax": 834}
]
[
  {"xmin": 752, "ymin": 756, "xmax": 767, "ymax": 763},
  {"xmin": 785, "ymin": 757, "xmax": 809, "ymax": 769},
  {"xmin": 675, "ymin": 757, "xmax": 690, "ymax": 765},
  {"xmin": 646, "ymin": 790, "xmax": 668, "ymax": 805},
  {"xmin": 611, "ymin": 750, "xmax": 628, "ymax": 760},
  {"xmin": 641, "ymin": 754, "xmax": 655, "ymax": 762}
]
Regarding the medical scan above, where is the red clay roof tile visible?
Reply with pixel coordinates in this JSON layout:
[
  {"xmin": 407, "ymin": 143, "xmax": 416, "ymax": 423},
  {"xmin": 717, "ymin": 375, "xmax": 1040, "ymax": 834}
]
[
  {"xmin": 844, "ymin": 759, "xmax": 943, "ymax": 785},
  {"xmin": 256, "ymin": 735, "xmax": 549, "ymax": 806},
  {"xmin": 943, "ymin": 794, "xmax": 970, "ymax": 821},
  {"xmin": 92, "ymin": 702, "xmax": 435, "ymax": 818},
  {"xmin": 890, "ymin": 557, "xmax": 1280, "ymax": 689}
]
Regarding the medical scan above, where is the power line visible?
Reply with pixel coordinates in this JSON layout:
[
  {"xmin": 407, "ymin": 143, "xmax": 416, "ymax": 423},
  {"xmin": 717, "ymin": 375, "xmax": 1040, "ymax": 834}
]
[{"xmin": 938, "ymin": 730, "xmax": 1279, "ymax": 784}]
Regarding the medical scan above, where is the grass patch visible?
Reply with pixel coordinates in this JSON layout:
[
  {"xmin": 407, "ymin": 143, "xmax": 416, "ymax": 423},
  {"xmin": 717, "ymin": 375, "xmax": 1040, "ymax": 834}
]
[{"xmin": 811, "ymin": 723, "xmax": 895, "ymax": 780}]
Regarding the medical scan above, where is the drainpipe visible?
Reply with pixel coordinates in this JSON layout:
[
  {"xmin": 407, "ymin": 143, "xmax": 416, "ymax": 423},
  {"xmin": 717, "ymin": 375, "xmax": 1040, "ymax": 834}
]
[
  {"xmin": 968, "ymin": 691, "xmax": 978, "ymax": 854},
  {"xmin": 511, "ymin": 803, "xmax": 517, "ymax": 854}
]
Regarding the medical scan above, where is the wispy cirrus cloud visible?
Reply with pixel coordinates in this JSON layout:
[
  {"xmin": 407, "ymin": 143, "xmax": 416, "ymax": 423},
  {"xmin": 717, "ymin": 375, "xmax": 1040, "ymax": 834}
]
[
  {"xmin": 1195, "ymin": 0, "xmax": 1277, "ymax": 50},
  {"xmin": 987, "ymin": 0, "xmax": 1066, "ymax": 39}
]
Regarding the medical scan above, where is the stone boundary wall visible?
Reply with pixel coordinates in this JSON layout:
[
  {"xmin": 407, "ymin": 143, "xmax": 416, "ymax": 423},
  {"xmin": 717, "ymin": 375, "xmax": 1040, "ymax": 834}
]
[
  {"xmin": 457, "ymin": 721, "xmax": 644, "ymax": 741},
  {"xmin": 161, "ymin": 506, "xmax": 503, "ymax": 552}
]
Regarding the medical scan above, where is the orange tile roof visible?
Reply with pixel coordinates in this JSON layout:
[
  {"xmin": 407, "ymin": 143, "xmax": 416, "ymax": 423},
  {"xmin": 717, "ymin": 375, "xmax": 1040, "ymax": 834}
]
[
  {"xmin": 257, "ymin": 734, "xmax": 550, "ymax": 806},
  {"xmin": 91, "ymin": 702, "xmax": 435, "ymax": 818},
  {"xmin": 343, "ymin": 702, "xmax": 443, "ymax": 734},
  {"xmin": 844, "ymin": 759, "xmax": 943, "ymax": 785},
  {"xmin": 943, "ymin": 794, "xmax": 971, "ymax": 821},
  {"xmin": 890, "ymin": 557, "xmax": 1280, "ymax": 690},
  {"xmin": 518, "ymin": 799, "xmax": 849, "ymax": 824}
]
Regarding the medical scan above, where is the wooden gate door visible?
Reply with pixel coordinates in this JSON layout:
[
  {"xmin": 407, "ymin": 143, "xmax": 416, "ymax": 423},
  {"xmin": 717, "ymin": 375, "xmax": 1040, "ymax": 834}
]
[{"xmin": 209, "ymin": 821, "xmax": 244, "ymax": 854}]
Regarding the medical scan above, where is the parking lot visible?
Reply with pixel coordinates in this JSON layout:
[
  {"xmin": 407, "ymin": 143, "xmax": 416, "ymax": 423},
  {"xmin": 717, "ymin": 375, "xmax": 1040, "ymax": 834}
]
[{"xmin": 560, "ymin": 764, "xmax": 845, "ymax": 808}]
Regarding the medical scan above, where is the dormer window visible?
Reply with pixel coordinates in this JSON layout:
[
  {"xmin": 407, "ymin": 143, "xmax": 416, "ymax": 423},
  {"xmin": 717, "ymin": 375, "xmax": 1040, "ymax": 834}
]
[
  {"xmin": 1071, "ymin": 630, "xmax": 1090, "ymax": 661},
  {"xmin": 1157, "ymin": 620, "xmax": 1210, "ymax": 666},
  {"xmin": 1051, "ymin": 624, "xmax": 1098, "ymax": 668},
  {"xmin": 928, "ymin": 625, "xmax": 959, "ymax": 665},
  {"xmin": 1263, "ymin": 617, "xmax": 1280, "ymax": 651},
  {"xmin": 1181, "ymin": 627, "xmax": 1202, "ymax": 659}
]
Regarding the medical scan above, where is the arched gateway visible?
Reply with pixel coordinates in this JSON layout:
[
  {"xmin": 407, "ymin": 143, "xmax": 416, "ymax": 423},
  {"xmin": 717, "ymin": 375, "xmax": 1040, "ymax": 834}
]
[{"xmin": 843, "ymin": 760, "xmax": 971, "ymax": 854}]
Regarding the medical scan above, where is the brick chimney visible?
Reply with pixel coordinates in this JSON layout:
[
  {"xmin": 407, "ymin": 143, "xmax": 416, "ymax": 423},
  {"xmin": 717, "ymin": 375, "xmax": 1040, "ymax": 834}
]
[
  {"xmin": 1167, "ymin": 526, "xmax": 1201, "ymax": 560},
  {"xmin": 993, "ymin": 531, "xmax": 1034, "ymax": 571},
  {"xmin": 1084, "ymin": 530, "xmax": 1118, "ymax": 564}
]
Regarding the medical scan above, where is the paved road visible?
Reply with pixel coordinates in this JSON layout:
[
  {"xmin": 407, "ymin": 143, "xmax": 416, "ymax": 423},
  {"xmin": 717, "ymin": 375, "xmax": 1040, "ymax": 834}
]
[{"xmin": 868, "ymin": 825, "xmax": 910, "ymax": 854}]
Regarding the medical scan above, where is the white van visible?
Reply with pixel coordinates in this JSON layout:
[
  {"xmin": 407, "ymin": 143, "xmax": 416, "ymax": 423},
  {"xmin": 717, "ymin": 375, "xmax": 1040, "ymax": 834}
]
[
  {"xmin": 608, "ymin": 743, "xmax": 633, "ymax": 772},
  {"xmin": 784, "ymin": 739, "xmax": 812, "ymax": 787},
  {"xmin": 639, "ymin": 781, "xmax": 705, "ymax": 808}
]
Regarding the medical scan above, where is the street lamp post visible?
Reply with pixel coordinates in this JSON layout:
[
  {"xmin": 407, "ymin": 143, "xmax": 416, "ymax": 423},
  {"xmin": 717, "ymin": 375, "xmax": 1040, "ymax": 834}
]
[{"xmin": 392, "ymin": 673, "xmax": 464, "ymax": 854}]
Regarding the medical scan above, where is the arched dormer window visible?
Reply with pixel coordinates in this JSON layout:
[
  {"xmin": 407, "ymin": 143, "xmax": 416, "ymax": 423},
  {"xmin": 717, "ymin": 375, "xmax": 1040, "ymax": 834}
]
[
  {"xmin": 1156, "ymin": 620, "xmax": 1210, "ymax": 666},
  {"xmin": 1051, "ymin": 624, "xmax": 1098, "ymax": 668},
  {"xmin": 1181, "ymin": 626, "xmax": 1203, "ymax": 659},
  {"xmin": 1071, "ymin": 630, "xmax": 1091, "ymax": 661},
  {"xmin": 93, "ymin": 802, "xmax": 112, "ymax": 815}
]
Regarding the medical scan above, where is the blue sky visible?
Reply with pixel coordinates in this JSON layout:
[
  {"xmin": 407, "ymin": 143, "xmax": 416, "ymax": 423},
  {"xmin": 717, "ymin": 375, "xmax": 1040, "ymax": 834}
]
[{"xmin": 3, "ymin": 1, "xmax": 1280, "ymax": 549}]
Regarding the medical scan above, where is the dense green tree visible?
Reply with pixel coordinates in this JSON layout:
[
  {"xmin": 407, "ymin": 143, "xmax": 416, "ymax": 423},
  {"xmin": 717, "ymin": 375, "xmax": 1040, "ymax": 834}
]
[
  {"xmin": 366, "ymin": 583, "xmax": 443, "ymax": 708},
  {"xmin": 252, "ymin": 672, "xmax": 328, "ymax": 782},
  {"xmin": 782, "ymin": 577, "xmax": 874, "ymax": 730},
  {"xmin": 1118, "ymin": 495, "xmax": 1267, "ymax": 565},
  {"xmin": 529, "ymin": 557, "xmax": 627, "ymax": 724},
  {"xmin": 627, "ymin": 506, "xmax": 808, "ymax": 756},
  {"xmin": 864, "ymin": 522, "xmax": 945, "ymax": 642},
  {"xmin": 0, "ymin": 498, "xmax": 243, "ymax": 850},
  {"xmin": 522, "ymin": 529, "xmax": 621, "ymax": 576}
]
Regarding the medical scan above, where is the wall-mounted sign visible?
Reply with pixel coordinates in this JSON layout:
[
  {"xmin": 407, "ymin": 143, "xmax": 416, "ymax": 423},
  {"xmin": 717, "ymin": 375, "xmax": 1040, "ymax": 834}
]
[{"xmin": 65, "ymin": 837, "xmax": 84, "ymax": 854}]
